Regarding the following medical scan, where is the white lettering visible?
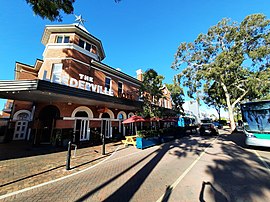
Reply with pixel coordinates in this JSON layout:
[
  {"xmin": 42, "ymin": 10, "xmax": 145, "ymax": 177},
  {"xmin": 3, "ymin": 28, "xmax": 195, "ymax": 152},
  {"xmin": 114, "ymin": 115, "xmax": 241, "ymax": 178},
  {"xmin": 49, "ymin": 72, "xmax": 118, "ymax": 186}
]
[
  {"xmin": 52, "ymin": 74, "xmax": 61, "ymax": 84},
  {"xmin": 42, "ymin": 70, "xmax": 50, "ymax": 81},
  {"xmin": 78, "ymin": 80, "xmax": 85, "ymax": 90},
  {"xmin": 70, "ymin": 78, "xmax": 78, "ymax": 88},
  {"xmin": 85, "ymin": 82, "xmax": 91, "ymax": 91},
  {"xmin": 42, "ymin": 70, "xmax": 114, "ymax": 97},
  {"xmin": 79, "ymin": 74, "xmax": 84, "ymax": 80},
  {"xmin": 62, "ymin": 75, "xmax": 69, "ymax": 86},
  {"xmin": 90, "ymin": 84, "xmax": 97, "ymax": 92}
]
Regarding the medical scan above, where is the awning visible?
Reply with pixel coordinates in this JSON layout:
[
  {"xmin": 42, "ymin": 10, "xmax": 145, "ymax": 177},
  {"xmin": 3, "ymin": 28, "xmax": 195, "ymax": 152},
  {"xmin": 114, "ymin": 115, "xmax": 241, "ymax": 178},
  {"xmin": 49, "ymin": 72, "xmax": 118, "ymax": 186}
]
[
  {"xmin": 0, "ymin": 80, "xmax": 142, "ymax": 111},
  {"xmin": 122, "ymin": 115, "xmax": 145, "ymax": 124}
]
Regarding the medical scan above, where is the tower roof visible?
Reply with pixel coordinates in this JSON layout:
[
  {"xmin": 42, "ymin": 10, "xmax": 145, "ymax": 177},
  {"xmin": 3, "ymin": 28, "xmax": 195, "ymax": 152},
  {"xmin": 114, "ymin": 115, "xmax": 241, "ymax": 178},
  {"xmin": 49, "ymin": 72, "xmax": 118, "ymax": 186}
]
[{"xmin": 41, "ymin": 24, "xmax": 106, "ymax": 60}]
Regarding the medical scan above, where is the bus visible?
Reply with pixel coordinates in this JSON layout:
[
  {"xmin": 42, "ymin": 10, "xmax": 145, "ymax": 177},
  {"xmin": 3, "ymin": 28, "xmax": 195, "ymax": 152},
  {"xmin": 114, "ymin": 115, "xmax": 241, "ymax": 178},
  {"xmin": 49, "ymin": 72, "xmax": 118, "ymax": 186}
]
[{"xmin": 241, "ymin": 100, "xmax": 270, "ymax": 147}]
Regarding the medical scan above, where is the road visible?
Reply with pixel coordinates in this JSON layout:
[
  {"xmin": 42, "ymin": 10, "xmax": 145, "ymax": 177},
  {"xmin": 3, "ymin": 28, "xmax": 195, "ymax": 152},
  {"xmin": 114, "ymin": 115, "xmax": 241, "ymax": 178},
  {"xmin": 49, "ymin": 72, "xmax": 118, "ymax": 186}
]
[{"xmin": 1, "ymin": 129, "xmax": 270, "ymax": 202}]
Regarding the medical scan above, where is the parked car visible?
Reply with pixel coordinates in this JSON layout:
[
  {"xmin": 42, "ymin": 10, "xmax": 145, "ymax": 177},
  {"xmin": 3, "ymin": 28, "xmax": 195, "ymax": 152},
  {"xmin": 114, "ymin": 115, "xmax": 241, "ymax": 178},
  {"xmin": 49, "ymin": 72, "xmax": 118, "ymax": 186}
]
[
  {"xmin": 199, "ymin": 119, "xmax": 219, "ymax": 136},
  {"xmin": 213, "ymin": 121, "xmax": 223, "ymax": 129}
]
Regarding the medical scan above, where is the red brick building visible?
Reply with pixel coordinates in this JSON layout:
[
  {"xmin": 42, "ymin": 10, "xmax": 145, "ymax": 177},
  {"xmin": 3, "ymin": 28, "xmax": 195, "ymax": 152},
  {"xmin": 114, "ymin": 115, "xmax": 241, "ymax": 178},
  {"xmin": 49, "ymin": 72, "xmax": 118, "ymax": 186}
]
[{"xmin": 0, "ymin": 21, "xmax": 173, "ymax": 146}]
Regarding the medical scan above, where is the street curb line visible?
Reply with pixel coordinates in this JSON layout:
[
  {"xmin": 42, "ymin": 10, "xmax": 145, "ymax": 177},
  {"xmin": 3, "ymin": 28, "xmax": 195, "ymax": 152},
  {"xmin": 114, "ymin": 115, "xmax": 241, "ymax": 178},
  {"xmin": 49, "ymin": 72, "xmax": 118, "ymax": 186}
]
[
  {"xmin": 0, "ymin": 146, "xmax": 121, "ymax": 200},
  {"xmin": 253, "ymin": 150, "xmax": 270, "ymax": 173},
  {"xmin": 156, "ymin": 136, "xmax": 218, "ymax": 202}
]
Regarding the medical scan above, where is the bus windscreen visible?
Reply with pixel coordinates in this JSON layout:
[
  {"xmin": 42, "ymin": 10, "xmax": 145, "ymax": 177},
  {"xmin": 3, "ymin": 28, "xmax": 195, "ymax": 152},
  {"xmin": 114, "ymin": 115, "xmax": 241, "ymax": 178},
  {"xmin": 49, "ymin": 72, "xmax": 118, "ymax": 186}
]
[{"xmin": 241, "ymin": 101, "xmax": 270, "ymax": 133}]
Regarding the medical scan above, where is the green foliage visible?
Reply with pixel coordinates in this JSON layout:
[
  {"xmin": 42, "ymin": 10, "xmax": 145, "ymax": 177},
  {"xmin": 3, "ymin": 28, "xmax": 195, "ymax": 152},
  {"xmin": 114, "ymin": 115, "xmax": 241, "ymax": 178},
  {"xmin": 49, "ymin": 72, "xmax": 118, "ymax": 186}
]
[
  {"xmin": 139, "ymin": 69, "xmax": 164, "ymax": 118},
  {"xmin": 172, "ymin": 14, "xmax": 270, "ymax": 130},
  {"xmin": 166, "ymin": 80, "xmax": 185, "ymax": 114},
  {"xmin": 26, "ymin": 0, "xmax": 75, "ymax": 22},
  {"xmin": 203, "ymin": 81, "xmax": 226, "ymax": 120},
  {"xmin": 26, "ymin": 0, "xmax": 121, "ymax": 22}
]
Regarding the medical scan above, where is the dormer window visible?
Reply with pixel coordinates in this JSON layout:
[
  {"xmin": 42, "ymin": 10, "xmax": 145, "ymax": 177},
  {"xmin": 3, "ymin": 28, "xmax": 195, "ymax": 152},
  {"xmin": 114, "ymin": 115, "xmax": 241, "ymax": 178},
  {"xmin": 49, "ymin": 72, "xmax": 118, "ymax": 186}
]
[
  {"xmin": 79, "ymin": 39, "xmax": 85, "ymax": 48},
  {"xmin": 56, "ymin": 35, "xmax": 70, "ymax": 43},
  {"xmin": 105, "ymin": 77, "xmax": 111, "ymax": 90},
  {"xmin": 78, "ymin": 38, "xmax": 98, "ymax": 55},
  {"xmin": 91, "ymin": 46, "xmax": 97, "ymax": 54}
]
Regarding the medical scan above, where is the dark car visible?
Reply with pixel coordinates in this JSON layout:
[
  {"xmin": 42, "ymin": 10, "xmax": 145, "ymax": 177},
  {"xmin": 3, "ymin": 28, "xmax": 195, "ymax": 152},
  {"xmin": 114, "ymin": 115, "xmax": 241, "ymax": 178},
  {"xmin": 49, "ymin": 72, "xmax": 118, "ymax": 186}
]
[
  {"xmin": 213, "ymin": 121, "xmax": 223, "ymax": 129},
  {"xmin": 199, "ymin": 119, "xmax": 219, "ymax": 136}
]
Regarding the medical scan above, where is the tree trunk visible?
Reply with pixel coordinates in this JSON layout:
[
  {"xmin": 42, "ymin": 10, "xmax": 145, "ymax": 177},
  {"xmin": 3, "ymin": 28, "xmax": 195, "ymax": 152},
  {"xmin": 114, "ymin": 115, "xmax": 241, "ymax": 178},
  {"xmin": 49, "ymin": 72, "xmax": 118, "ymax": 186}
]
[
  {"xmin": 220, "ymin": 82, "xmax": 236, "ymax": 131},
  {"xmin": 227, "ymin": 105, "xmax": 236, "ymax": 131}
]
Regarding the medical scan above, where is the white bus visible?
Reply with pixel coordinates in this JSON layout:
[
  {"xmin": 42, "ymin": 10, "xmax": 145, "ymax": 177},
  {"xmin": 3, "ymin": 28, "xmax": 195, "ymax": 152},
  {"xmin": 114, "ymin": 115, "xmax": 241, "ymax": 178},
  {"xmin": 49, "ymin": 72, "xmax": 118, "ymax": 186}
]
[{"xmin": 241, "ymin": 100, "xmax": 270, "ymax": 147}]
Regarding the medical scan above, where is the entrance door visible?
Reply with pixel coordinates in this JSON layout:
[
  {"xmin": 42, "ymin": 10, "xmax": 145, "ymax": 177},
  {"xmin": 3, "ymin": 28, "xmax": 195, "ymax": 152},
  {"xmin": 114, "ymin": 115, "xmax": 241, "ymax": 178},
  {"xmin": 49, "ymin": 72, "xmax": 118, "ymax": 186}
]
[
  {"xmin": 101, "ymin": 113, "xmax": 112, "ymax": 138},
  {"xmin": 39, "ymin": 105, "xmax": 60, "ymax": 144},
  {"xmin": 13, "ymin": 111, "xmax": 30, "ymax": 140},
  {"xmin": 78, "ymin": 119, "xmax": 90, "ymax": 141},
  {"xmin": 14, "ymin": 121, "xmax": 28, "ymax": 140},
  {"xmin": 75, "ymin": 111, "xmax": 90, "ymax": 142}
]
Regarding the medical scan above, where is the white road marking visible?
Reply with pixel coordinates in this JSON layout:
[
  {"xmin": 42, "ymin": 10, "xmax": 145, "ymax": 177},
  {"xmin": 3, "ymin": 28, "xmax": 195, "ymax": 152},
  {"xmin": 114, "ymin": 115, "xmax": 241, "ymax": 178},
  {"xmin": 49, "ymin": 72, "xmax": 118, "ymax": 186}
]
[
  {"xmin": 0, "ymin": 146, "xmax": 122, "ymax": 200},
  {"xmin": 156, "ymin": 137, "xmax": 218, "ymax": 202},
  {"xmin": 253, "ymin": 150, "xmax": 270, "ymax": 173}
]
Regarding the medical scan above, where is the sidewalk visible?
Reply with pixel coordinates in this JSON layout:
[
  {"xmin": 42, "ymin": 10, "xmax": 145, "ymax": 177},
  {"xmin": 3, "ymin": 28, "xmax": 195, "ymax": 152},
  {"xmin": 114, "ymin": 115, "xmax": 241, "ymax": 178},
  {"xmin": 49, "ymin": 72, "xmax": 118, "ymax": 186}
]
[{"xmin": 0, "ymin": 141, "xmax": 122, "ymax": 196}]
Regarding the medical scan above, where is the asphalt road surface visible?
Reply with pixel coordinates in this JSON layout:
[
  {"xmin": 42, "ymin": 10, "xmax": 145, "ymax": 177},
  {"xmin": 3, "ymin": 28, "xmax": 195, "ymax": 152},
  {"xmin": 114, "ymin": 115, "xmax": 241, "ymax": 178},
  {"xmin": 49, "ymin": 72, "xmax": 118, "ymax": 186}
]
[{"xmin": 1, "ymin": 129, "xmax": 270, "ymax": 202}]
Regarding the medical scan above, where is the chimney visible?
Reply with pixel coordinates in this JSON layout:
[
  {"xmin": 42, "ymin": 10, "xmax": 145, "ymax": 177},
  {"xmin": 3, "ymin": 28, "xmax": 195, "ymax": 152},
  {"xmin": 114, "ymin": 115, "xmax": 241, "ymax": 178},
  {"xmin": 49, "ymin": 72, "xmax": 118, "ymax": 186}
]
[{"xmin": 136, "ymin": 69, "xmax": 143, "ymax": 81}]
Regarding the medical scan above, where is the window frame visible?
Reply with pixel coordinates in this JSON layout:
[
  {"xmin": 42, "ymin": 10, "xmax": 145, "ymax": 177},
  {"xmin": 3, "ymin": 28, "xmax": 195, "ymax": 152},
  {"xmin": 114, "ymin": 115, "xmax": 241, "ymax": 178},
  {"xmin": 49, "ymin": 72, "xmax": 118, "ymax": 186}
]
[
  {"xmin": 118, "ymin": 81, "xmax": 123, "ymax": 96},
  {"xmin": 56, "ymin": 35, "xmax": 70, "ymax": 43},
  {"xmin": 105, "ymin": 77, "xmax": 112, "ymax": 90}
]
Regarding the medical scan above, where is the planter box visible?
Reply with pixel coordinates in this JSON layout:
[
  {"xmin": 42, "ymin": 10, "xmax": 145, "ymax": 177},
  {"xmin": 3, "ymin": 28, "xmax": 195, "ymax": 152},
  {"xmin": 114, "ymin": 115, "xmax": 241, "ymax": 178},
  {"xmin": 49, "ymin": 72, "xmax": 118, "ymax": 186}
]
[{"xmin": 136, "ymin": 137, "xmax": 160, "ymax": 149}]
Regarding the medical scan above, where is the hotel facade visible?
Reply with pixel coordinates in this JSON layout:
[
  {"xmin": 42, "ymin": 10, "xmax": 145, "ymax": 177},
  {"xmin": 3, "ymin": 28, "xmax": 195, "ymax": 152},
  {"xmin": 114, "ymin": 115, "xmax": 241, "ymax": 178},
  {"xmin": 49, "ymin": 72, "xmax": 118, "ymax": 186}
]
[{"xmin": 0, "ymin": 22, "xmax": 173, "ymax": 146}]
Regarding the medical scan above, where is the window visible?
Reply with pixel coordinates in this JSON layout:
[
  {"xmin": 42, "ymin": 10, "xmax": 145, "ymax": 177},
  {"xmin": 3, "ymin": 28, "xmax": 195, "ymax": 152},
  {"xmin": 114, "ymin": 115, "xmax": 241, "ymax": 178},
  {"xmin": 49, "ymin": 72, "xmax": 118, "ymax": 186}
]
[
  {"xmin": 56, "ymin": 35, "xmax": 69, "ymax": 43},
  {"xmin": 64, "ymin": 36, "xmax": 70, "ymax": 43},
  {"xmin": 78, "ymin": 38, "xmax": 98, "ymax": 56},
  {"xmin": 56, "ymin": 36, "xmax": 63, "ymax": 43},
  {"xmin": 86, "ymin": 42, "xmax": 91, "ymax": 51},
  {"xmin": 118, "ymin": 81, "xmax": 123, "ymax": 96},
  {"xmin": 51, "ymin": 63, "xmax": 63, "ymax": 81},
  {"xmin": 105, "ymin": 77, "xmax": 111, "ymax": 90},
  {"xmin": 91, "ymin": 45, "xmax": 97, "ymax": 54},
  {"xmin": 79, "ymin": 39, "xmax": 85, "ymax": 48}
]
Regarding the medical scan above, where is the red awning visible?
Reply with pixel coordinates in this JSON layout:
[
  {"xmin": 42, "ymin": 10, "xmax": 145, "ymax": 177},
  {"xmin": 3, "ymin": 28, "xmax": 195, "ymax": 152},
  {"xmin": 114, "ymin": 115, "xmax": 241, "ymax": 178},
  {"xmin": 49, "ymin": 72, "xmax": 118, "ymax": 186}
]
[{"xmin": 122, "ymin": 115, "xmax": 146, "ymax": 124}]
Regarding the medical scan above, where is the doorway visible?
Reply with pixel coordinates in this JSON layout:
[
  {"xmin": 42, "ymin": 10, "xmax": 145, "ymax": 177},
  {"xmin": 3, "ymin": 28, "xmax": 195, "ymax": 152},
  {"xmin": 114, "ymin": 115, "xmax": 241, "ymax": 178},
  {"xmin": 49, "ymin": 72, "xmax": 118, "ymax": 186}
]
[
  {"xmin": 39, "ymin": 105, "xmax": 60, "ymax": 144},
  {"xmin": 101, "ymin": 113, "xmax": 112, "ymax": 138},
  {"xmin": 75, "ymin": 111, "xmax": 90, "ymax": 142}
]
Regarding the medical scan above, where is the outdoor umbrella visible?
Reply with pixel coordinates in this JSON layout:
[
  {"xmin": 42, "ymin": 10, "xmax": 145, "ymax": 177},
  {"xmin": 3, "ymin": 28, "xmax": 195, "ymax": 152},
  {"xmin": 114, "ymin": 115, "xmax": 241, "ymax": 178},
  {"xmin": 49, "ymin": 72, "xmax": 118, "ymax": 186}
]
[
  {"xmin": 122, "ymin": 115, "xmax": 145, "ymax": 124},
  {"xmin": 122, "ymin": 115, "xmax": 145, "ymax": 134}
]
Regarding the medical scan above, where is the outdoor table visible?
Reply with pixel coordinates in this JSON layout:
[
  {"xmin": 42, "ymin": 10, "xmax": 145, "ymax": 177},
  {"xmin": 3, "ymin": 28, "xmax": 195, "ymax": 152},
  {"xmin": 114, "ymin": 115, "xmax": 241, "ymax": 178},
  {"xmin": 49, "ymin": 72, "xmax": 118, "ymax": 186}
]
[{"xmin": 122, "ymin": 135, "xmax": 137, "ymax": 147}]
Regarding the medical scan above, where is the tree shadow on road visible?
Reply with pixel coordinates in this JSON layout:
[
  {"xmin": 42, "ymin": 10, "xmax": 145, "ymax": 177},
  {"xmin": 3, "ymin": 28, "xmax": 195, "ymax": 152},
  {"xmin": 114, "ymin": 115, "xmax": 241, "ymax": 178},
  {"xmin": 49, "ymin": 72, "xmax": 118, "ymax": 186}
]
[
  {"xmin": 75, "ymin": 135, "xmax": 214, "ymax": 202},
  {"xmin": 205, "ymin": 132, "xmax": 270, "ymax": 201}
]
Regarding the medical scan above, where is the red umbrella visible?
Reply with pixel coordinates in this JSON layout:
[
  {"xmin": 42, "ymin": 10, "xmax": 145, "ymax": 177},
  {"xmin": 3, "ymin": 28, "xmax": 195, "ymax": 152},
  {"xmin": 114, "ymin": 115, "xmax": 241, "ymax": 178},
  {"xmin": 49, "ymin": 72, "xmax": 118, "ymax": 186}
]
[{"xmin": 122, "ymin": 115, "xmax": 145, "ymax": 124}]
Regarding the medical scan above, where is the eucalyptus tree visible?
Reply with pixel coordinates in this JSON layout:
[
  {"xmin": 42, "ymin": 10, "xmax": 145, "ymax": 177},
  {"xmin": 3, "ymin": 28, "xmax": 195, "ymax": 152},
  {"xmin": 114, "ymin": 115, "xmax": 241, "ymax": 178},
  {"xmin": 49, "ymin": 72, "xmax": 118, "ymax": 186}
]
[
  {"xmin": 26, "ymin": 0, "xmax": 121, "ymax": 21},
  {"xmin": 203, "ymin": 81, "xmax": 226, "ymax": 121},
  {"xmin": 172, "ymin": 14, "xmax": 270, "ymax": 130},
  {"xmin": 139, "ymin": 69, "xmax": 164, "ymax": 118},
  {"xmin": 166, "ymin": 80, "xmax": 185, "ymax": 114}
]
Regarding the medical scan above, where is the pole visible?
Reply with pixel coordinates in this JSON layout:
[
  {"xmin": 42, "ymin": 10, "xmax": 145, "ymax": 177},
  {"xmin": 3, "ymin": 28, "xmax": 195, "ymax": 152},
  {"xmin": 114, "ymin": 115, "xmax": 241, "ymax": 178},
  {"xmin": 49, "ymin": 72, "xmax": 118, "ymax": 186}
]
[
  {"xmin": 101, "ymin": 120, "xmax": 105, "ymax": 155},
  {"xmin": 66, "ymin": 141, "xmax": 71, "ymax": 170}
]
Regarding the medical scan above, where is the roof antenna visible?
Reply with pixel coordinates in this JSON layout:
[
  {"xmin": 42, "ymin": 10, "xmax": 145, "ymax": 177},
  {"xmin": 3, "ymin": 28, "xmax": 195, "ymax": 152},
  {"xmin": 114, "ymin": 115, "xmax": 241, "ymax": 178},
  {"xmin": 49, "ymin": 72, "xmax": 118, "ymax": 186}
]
[{"xmin": 74, "ymin": 14, "xmax": 86, "ymax": 27}]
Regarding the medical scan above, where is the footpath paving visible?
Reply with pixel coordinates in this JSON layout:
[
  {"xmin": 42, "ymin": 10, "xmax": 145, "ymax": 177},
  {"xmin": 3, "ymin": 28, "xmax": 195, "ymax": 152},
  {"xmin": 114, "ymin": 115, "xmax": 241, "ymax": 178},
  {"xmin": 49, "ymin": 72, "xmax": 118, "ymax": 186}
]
[{"xmin": 0, "ymin": 141, "xmax": 121, "ymax": 196}]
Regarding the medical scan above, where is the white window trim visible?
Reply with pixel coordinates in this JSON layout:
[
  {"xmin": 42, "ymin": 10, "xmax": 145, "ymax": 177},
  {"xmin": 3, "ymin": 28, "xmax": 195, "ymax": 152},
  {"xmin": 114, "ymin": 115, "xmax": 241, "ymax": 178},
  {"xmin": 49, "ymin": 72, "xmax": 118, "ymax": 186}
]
[
  {"xmin": 99, "ymin": 109, "xmax": 115, "ymax": 119},
  {"xmin": 13, "ymin": 110, "xmax": 31, "ymax": 121},
  {"xmin": 71, "ymin": 106, "xmax": 93, "ymax": 118},
  {"xmin": 105, "ymin": 76, "xmax": 112, "ymax": 90},
  {"xmin": 118, "ymin": 81, "xmax": 124, "ymax": 94},
  {"xmin": 56, "ymin": 35, "xmax": 70, "ymax": 43}
]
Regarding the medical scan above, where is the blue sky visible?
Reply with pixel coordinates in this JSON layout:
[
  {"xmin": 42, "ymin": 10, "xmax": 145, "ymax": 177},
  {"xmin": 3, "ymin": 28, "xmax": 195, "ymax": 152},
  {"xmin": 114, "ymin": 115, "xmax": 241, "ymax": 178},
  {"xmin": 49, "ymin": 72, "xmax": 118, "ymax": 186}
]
[{"xmin": 0, "ymin": 0, "xmax": 270, "ymax": 115}]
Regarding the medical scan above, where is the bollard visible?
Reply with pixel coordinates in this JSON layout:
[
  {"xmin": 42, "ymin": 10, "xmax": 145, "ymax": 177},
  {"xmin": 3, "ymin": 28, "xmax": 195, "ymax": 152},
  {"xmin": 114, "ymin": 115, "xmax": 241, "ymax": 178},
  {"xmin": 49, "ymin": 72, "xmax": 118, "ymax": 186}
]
[
  {"xmin": 102, "ymin": 133, "xmax": 105, "ymax": 155},
  {"xmin": 66, "ymin": 141, "xmax": 72, "ymax": 170}
]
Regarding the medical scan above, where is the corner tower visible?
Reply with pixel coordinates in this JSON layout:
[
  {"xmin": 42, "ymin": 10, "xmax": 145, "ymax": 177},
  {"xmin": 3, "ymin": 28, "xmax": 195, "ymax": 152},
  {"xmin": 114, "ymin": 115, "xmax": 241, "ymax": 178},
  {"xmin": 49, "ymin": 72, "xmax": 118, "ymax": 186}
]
[{"xmin": 38, "ymin": 20, "xmax": 105, "ymax": 81}]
